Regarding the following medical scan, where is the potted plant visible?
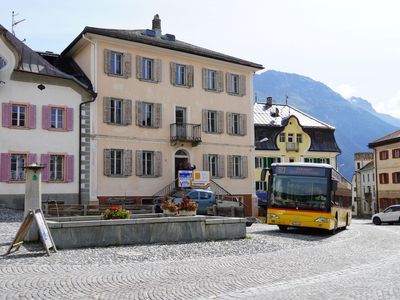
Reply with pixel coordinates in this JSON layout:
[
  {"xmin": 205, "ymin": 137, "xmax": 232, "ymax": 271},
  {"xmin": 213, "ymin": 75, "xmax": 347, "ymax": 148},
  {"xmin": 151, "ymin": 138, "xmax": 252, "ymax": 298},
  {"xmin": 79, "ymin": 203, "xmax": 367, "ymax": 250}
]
[
  {"xmin": 102, "ymin": 206, "xmax": 130, "ymax": 220},
  {"xmin": 161, "ymin": 196, "xmax": 178, "ymax": 216},
  {"xmin": 178, "ymin": 196, "xmax": 198, "ymax": 216}
]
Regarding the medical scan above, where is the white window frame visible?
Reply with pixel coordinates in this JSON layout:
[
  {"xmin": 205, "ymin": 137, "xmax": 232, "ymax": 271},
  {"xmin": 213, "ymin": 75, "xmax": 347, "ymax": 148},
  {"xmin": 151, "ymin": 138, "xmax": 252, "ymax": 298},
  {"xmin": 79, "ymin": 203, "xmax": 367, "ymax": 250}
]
[
  {"xmin": 142, "ymin": 57, "xmax": 153, "ymax": 80},
  {"xmin": 297, "ymin": 134, "xmax": 302, "ymax": 143},
  {"xmin": 207, "ymin": 110, "xmax": 217, "ymax": 133},
  {"xmin": 208, "ymin": 154, "xmax": 218, "ymax": 177},
  {"xmin": 232, "ymin": 113, "xmax": 240, "ymax": 135},
  {"xmin": 10, "ymin": 154, "xmax": 26, "ymax": 181},
  {"xmin": 255, "ymin": 157, "xmax": 263, "ymax": 169},
  {"xmin": 279, "ymin": 133, "xmax": 285, "ymax": 142},
  {"xmin": 141, "ymin": 102, "xmax": 154, "ymax": 127},
  {"xmin": 110, "ymin": 98, "xmax": 123, "ymax": 125},
  {"xmin": 142, "ymin": 151, "xmax": 154, "ymax": 176},
  {"xmin": 50, "ymin": 107, "xmax": 64, "ymax": 129},
  {"xmin": 110, "ymin": 51, "xmax": 123, "ymax": 75},
  {"xmin": 111, "ymin": 149, "xmax": 123, "ymax": 176},
  {"xmin": 176, "ymin": 64, "xmax": 186, "ymax": 86},
  {"xmin": 230, "ymin": 74, "xmax": 239, "ymax": 94},
  {"xmin": 50, "ymin": 155, "xmax": 64, "ymax": 181},
  {"xmin": 288, "ymin": 133, "xmax": 294, "ymax": 143},
  {"xmin": 233, "ymin": 156, "xmax": 242, "ymax": 178},
  {"xmin": 11, "ymin": 104, "xmax": 26, "ymax": 127},
  {"xmin": 207, "ymin": 69, "xmax": 217, "ymax": 90}
]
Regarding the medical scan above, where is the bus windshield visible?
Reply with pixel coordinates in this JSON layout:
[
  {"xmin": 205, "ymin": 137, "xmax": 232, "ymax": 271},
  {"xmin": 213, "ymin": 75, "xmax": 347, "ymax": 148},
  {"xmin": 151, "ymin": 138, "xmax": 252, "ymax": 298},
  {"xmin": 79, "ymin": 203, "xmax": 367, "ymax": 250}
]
[{"xmin": 269, "ymin": 175, "xmax": 329, "ymax": 211}]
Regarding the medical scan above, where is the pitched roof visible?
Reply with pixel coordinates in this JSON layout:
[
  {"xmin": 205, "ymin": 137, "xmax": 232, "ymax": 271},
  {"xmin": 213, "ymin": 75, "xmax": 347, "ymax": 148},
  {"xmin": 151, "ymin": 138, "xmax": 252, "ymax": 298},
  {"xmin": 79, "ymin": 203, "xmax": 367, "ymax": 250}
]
[
  {"xmin": 253, "ymin": 103, "xmax": 335, "ymax": 129},
  {"xmin": 0, "ymin": 25, "xmax": 93, "ymax": 95},
  {"xmin": 368, "ymin": 129, "xmax": 400, "ymax": 148},
  {"xmin": 359, "ymin": 160, "xmax": 374, "ymax": 172},
  {"xmin": 62, "ymin": 27, "xmax": 264, "ymax": 70}
]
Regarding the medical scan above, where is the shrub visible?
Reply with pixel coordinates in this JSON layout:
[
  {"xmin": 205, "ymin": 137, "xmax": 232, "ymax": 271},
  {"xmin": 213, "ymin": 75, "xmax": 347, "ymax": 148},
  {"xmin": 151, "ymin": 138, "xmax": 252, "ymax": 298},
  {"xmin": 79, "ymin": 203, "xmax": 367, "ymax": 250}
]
[
  {"xmin": 161, "ymin": 197, "xmax": 178, "ymax": 212},
  {"xmin": 178, "ymin": 196, "xmax": 198, "ymax": 211},
  {"xmin": 102, "ymin": 206, "xmax": 130, "ymax": 220}
]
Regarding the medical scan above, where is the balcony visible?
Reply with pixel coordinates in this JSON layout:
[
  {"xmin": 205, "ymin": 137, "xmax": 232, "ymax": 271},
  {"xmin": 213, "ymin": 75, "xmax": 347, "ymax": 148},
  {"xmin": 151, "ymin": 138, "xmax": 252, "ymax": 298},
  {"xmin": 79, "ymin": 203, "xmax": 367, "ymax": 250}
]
[
  {"xmin": 170, "ymin": 123, "xmax": 201, "ymax": 146},
  {"xmin": 286, "ymin": 142, "xmax": 299, "ymax": 152}
]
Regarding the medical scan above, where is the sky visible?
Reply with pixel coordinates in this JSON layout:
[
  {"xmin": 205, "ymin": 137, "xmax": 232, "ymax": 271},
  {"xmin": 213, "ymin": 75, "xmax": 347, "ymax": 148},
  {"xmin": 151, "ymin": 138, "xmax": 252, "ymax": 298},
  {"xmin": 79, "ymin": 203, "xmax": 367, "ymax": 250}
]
[{"xmin": 1, "ymin": 0, "xmax": 400, "ymax": 118}]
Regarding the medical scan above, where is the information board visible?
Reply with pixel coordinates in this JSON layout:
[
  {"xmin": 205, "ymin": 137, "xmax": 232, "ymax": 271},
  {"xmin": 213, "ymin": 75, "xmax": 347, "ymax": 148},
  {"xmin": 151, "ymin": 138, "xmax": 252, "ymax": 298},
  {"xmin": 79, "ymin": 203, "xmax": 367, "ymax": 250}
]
[
  {"xmin": 191, "ymin": 171, "xmax": 210, "ymax": 187},
  {"xmin": 178, "ymin": 170, "xmax": 193, "ymax": 188}
]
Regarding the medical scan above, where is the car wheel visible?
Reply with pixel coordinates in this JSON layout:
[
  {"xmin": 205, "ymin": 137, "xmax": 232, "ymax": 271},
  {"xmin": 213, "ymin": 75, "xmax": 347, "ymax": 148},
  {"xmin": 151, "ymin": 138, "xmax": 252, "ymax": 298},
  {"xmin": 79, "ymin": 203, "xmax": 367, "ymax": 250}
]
[
  {"xmin": 278, "ymin": 225, "xmax": 288, "ymax": 231},
  {"xmin": 373, "ymin": 217, "xmax": 381, "ymax": 225}
]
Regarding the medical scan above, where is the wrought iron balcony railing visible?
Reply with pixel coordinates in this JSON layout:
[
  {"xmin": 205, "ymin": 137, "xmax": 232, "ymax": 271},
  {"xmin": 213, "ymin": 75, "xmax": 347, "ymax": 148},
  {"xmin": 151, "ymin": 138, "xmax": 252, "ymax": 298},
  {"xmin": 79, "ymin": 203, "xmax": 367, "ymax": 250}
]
[{"xmin": 170, "ymin": 123, "xmax": 201, "ymax": 146}]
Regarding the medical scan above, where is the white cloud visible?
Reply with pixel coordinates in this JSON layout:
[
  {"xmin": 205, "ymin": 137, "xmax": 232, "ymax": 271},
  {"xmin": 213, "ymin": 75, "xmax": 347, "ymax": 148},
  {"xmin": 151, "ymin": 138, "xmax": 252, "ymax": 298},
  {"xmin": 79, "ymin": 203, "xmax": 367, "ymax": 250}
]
[
  {"xmin": 334, "ymin": 84, "xmax": 358, "ymax": 100},
  {"xmin": 375, "ymin": 91, "xmax": 400, "ymax": 119}
]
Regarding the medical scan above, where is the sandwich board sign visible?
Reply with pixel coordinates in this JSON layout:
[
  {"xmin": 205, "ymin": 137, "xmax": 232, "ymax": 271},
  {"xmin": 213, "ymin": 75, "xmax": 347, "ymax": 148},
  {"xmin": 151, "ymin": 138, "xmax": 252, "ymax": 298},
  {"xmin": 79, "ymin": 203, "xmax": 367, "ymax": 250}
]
[
  {"xmin": 191, "ymin": 171, "xmax": 210, "ymax": 188},
  {"xmin": 178, "ymin": 170, "xmax": 192, "ymax": 188},
  {"xmin": 5, "ymin": 209, "xmax": 57, "ymax": 256}
]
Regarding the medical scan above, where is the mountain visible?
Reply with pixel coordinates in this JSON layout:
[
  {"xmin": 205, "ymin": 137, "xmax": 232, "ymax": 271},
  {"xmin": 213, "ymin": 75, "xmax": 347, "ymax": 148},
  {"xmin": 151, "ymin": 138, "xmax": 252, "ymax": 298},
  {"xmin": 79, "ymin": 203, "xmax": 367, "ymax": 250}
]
[
  {"xmin": 254, "ymin": 70, "xmax": 398, "ymax": 180},
  {"xmin": 350, "ymin": 97, "xmax": 400, "ymax": 127}
]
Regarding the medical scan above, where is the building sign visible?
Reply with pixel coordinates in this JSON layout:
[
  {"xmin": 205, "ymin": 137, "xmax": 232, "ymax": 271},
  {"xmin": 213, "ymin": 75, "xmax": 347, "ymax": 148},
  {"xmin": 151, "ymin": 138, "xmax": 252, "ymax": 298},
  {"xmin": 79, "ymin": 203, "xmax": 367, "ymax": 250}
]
[
  {"xmin": 0, "ymin": 56, "xmax": 7, "ymax": 70},
  {"xmin": 178, "ymin": 170, "xmax": 192, "ymax": 188},
  {"xmin": 191, "ymin": 171, "xmax": 210, "ymax": 188}
]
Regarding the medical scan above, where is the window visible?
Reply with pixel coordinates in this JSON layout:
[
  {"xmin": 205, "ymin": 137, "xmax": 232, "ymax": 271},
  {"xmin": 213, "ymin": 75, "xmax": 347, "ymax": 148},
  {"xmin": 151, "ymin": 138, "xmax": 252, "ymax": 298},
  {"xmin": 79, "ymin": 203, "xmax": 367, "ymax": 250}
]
[
  {"xmin": 202, "ymin": 110, "xmax": 223, "ymax": 134},
  {"xmin": 104, "ymin": 149, "xmax": 132, "ymax": 177},
  {"xmin": 363, "ymin": 174, "xmax": 365, "ymax": 182},
  {"xmin": 208, "ymin": 110, "xmax": 217, "ymax": 133},
  {"xmin": 142, "ymin": 58, "xmax": 153, "ymax": 80},
  {"xmin": 279, "ymin": 133, "xmax": 285, "ymax": 143},
  {"xmin": 255, "ymin": 157, "xmax": 263, "ymax": 169},
  {"xmin": 51, "ymin": 107, "xmax": 64, "ymax": 129},
  {"xmin": 10, "ymin": 154, "xmax": 26, "ymax": 181},
  {"xmin": 202, "ymin": 69, "xmax": 223, "ymax": 92},
  {"xmin": 288, "ymin": 133, "xmax": 294, "ymax": 143},
  {"xmin": 297, "ymin": 134, "xmax": 302, "ymax": 143},
  {"xmin": 379, "ymin": 173, "xmax": 389, "ymax": 184},
  {"xmin": 367, "ymin": 173, "xmax": 370, "ymax": 182},
  {"xmin": 379, "ymin": 150, "xmax": 389, "ymax": 160},
  {"xmin": 203, "ymin": 154, "xmax": 224, "ymax": 178},
  {"xmin": 357, "ymin": 162, "xmax": 361, "ymax": 170},
  {"xmin": 227, "ymin": 113, "xmax": 246, "ymax": 136},
  {"xmin": 255, "ymin": 181, "xmax": 267, "ymax": 191},
  {"xmin": 104, "ymin": 49, "xmax": 131, "ymax": 78},
  {"xmin": 103, "ymin": 98, "xmax": 132, "ymax": 126},
  {"xmin": 304, "ymin": 157, "xmax": 331, "ymax": 164},
  {"xmin": 393, "ymin": 172, "xmax": 400, "ymax": 184},
  {"xmin": 11, "ymin": 104, "xmax": 26, "ymax": 127},
  {"xmin": 226, "ymin": 73, "xmax": 245, "ymax": 96},
  {"xmin": 170, "ymin": 62, "xmax": 193, "ymax": 88},
  {"xmin": 136, "ymin": 150, "xmax": 162, "ymax": 177},
  {"xmin": 110, "ymin": 99, "xmax": 122, "ymax": 124},
  {"xmin": 393, "ymin": 148, "xmax": 400, "ymax": 159},
  {"xmin": 228, "ymin": 155, "xmax": 248, "ymax": 178},
  {"xmin": 50, "ymin": 155, "xmax": 64, "ymax": 181},
  {"xmin": 136, "ymin": 101, "xmax": 162, "ymax": 128},
  {"xmin": 207, "ymin": 70, "xmax": 216, "ymax": 90},
  {"xmin": 136, "ymin": 56, "xmax": 161, "ymax": 82}
]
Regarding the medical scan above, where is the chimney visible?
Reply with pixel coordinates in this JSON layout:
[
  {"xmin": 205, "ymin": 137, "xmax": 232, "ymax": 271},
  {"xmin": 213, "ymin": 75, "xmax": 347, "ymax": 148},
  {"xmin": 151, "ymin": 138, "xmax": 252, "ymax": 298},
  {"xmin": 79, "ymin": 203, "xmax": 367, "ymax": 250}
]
[{"xmin": 152, "ymin": 14, "xmax": 161, "ymax": 36}]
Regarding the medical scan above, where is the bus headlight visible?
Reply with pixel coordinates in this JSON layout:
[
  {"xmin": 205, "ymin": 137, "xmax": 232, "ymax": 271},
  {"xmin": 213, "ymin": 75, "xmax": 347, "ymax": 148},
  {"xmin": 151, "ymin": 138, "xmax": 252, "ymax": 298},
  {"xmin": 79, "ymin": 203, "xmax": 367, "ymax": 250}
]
[
  {"xmin": 315, "ymin": 217, "xmax": 330, "ymax": 223},
  {"xmin": 268, "ymin": 213, "xmax": 279, "ymax": 219}
]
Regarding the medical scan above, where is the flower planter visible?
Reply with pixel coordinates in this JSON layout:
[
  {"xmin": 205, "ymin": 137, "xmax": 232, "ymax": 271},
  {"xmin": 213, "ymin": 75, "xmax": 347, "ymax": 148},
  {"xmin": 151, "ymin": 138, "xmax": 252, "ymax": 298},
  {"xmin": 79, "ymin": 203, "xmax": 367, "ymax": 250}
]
[
  {"xmin": 163, "ymin": 209, "xmax": 178, "ymax": 216},
  {"xmin": 178, "ymin": 210, "xmax": 197, "ymax": 216}
]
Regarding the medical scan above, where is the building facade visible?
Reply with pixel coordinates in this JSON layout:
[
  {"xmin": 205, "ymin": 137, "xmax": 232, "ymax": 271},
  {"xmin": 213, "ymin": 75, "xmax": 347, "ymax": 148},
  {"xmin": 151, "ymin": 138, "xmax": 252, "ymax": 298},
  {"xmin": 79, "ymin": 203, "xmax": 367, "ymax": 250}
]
[
  {"xmin": 253, "ymin": 97, "xmax": 341, "ymax": 199},
  {"xmin": 61, "ymin": 16, "xmax": 263, "ymax": 215},
  {"xmin": 0, "ymin": 25, "xmax": 93, "ymax": 208},
  {"xmin": 368, "ymin": 130, "xmax": 400, "ymax": 212},
  {"xmin": 352, "ymin": 152, "xmax": 374, "ymax": 216}
]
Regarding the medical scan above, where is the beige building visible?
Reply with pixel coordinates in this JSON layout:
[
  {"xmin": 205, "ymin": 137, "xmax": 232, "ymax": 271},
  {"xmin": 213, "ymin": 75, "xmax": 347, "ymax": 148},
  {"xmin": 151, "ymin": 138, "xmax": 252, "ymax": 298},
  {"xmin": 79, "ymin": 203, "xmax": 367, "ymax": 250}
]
[
  {"xmin": 368, "ymin": 129, "xmax": 400, "ymax": 212},
  {"xmin": 352, "ymin": 152, "xmax": 374, "ymax": 216},
  {"xmin": 61, "ymin": 15, "xmax": 263, "ymax": 215}
]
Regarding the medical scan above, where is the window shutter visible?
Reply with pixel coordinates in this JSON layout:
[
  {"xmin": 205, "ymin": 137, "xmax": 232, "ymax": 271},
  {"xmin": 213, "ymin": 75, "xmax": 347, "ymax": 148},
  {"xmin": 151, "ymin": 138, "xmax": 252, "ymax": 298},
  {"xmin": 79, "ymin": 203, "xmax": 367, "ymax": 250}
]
[
  {"xmin": 66, "ymin": 107, "xmax": 73, "ymax": 131},
  {"xmin": 241, "ymin": 156, "xmax": 248, "ymax": 178},
  {"xmin": 123, "ymin": 99, "xmax": 132, "ymax": 125},
  {"xmin": 226, "ymin": 73, "xmax": 232, "ymax": 93},
  {"xmin": 123, "ymin": 150, "xmax": 132, "ymax": 176},
  {"xmin": 203, "ymin": 154, "xmax": 209, "ymax": 171},
  {"xmin": 65, "ymin": 155, "xmax": 74, "ymax": 182},
  {"xmin": 154, "ymin": 151, "xmax": 162, "ymax": 177},
  {"xmin": 2, "ymin": 102, "xmax": 11, "ymax": 128},
  {"xmin": 202, "ymin": 109, "xmax": 208, "ymax": 132},
  {"xmin": 218, "ymin": 155, "xmax": 225, "ymax": 178},
  {"xmin": 28, "ymin": 153, "xmax": 37, "ymax": 165},
  {"xmin": 217, "ymin": 71, "xmax": 224, "ymax": 92},
  {"xmin": 240, "ymin": 114, "xmax": 247, "ymax": 136},
  {"xmin": 135, "ymin": 150, "xmax": 143, "ymax": 176},
  {"xmin": 202, "ymin": 68, "xmax": 208, "ymax": 90},
  {"xmin": 227, "ymin": 155, "xmax": 233, "ymax": 178},
  {"xmin": 136, "ymin": 55, "xmax": 143, "ymax": 79},
  {"xmin": 40, "ymin": 154, "xmax": 50, "ymax": 182},
  {"xmin": 154, "ymin": 59, "xmax": 162, "ymax": 82},
  {"xmin": 104, "ymin": 49, "xmax": 111, "ymax": 75},
  {"xmin": 123, "ymin": 53, "xmax": 132, "ymax": 78},
  {"xmin": 103, "ymin": 149, "xmax": 111, "ymax": 176},
  {"xmin": 217, "ymin": 110, "xmax": 224, "ymax": 134},
  {"xmin": 187, "ymin": 65, "xmax": 194, "ymax": 88},
  {"xmin": 226, "ymin": 112, "xmax": 233, "ymax": 135},
  {"xmin": 103, "ymin": 97, "xmax": 111, "ymax": 124},
  {"xmin": 170, "ymin": 62, "xmax": 176, "ymax": 85},
  {"xmin": 0, "ymin": 153, "xmax": 11, "ymax": 181},
  {"xmin": 239, "ymin": 75, "xmax": 246, "ymax": 96},
  {"xmin": 154, "ymin": 103, "xmax": 162, "ymax": 128},
  {"xmin": 42, "ymin": 105, "xmax": 50, "ymax": 129},
  {"xmin": 28, "ymin": 104, "xmax": 36, "ymax": 129},
  {"xmin": 135, "ymin": 101, "xmax": 143, "ymax": 126}
]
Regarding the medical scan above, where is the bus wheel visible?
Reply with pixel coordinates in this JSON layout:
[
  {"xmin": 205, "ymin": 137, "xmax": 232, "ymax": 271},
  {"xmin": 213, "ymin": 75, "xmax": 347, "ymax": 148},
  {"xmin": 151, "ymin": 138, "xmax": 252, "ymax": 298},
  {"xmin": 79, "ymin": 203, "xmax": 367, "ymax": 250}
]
[
  {"xmin": 330, "ymin": 216, "xmax": 338, "ymax": 235},
  {"xmin": 278, "ymin": 225, "xmax": 288, "ymax": 232},
  {"xmin": 344, "ymin": 213, "xmax": 349, "ymax": 230}
]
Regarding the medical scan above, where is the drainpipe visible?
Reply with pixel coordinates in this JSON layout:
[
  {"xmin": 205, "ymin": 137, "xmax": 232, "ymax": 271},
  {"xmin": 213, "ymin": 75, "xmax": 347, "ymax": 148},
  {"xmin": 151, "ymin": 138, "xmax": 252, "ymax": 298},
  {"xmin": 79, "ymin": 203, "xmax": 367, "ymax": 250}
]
[{"xmin": 79, "ymin": 93, "xmax": 97, "ymax": 204}]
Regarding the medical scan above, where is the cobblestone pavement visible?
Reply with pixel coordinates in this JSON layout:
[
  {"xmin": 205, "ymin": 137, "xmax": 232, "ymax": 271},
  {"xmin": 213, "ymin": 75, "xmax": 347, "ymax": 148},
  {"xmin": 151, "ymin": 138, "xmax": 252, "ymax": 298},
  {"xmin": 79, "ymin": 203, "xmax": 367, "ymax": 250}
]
[{"xmin": 1, "ymin": 208, "xmax": 400, "ymax": 299}]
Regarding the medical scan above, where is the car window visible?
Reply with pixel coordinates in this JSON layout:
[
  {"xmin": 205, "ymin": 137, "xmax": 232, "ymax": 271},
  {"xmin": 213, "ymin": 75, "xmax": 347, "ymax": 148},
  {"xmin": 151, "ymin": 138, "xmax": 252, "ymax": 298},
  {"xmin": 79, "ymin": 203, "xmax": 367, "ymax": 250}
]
[
  {"xmin": 188, "ymin": 191, "xmax": 199, "ymax": 199},
  {"xmin": 392, "ymin": 206, "xmax": 400, "ymax": 212},
  {"xmin": 384, "ymin": 207, "xmax": 393, "ymax": 213},
  {"xmin": 200, "ymin": 192, "xmax": 212, "ymax": 199}
]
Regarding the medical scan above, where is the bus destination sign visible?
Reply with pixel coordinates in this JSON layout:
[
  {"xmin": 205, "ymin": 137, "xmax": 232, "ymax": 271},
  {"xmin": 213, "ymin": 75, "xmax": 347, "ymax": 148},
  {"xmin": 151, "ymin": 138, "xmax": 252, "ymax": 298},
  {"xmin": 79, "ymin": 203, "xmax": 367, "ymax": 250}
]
[{"xmin": 275, "ymin": 166, "xmax": 327, "ymax": 177}]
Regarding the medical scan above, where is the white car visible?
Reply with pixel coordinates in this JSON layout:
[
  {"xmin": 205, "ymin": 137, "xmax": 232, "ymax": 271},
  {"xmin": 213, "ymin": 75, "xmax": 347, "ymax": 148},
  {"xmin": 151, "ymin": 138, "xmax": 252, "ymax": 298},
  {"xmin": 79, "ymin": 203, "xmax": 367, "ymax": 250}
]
[{"xmin": 372, "ymin": 205, "xmax": 400, "ymax": 225}]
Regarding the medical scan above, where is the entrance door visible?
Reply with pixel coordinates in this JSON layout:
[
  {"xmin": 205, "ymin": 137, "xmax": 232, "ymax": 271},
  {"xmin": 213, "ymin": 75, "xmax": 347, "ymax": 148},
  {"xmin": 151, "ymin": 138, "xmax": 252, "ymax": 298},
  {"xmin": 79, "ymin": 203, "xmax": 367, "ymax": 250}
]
[{"xmin": 175, "ymin": 107, "xmax": 186, "ymax": 139}]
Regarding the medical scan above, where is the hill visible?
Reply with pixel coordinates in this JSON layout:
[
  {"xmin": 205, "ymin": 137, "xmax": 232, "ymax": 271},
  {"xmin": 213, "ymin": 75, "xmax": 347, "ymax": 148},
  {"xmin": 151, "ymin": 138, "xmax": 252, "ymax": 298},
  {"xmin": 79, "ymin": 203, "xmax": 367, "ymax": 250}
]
[{"xmin": 254, "ymin": 70, "xmax": 398, "ymax": 179}]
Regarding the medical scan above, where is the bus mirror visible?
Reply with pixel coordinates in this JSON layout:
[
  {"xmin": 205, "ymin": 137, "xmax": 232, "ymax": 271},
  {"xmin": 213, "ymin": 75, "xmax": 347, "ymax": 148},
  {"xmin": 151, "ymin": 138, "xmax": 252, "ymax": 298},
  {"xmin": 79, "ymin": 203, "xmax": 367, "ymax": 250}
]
[
  {"xmin": 332, "ymin": 181, "xmax": 338, "ymax": 192},
  {"xmin": 260, "ymin": 168, "xmax": 269, "ymax": 181}
]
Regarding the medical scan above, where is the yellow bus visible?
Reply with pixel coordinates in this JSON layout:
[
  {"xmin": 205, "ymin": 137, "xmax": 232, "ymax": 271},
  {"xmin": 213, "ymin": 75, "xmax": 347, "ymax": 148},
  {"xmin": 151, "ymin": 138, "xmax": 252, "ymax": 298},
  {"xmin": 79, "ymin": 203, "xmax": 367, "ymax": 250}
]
[{"xmin": 262, "ymin": 163, "xmax": 352, "ymax": 234}]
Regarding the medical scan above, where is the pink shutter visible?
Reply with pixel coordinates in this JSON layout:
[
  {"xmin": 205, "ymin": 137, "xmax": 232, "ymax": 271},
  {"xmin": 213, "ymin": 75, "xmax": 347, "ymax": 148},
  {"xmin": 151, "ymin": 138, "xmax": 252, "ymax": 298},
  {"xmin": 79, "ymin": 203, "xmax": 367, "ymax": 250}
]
[
  {"xmin": 66, "ymin": 107, "xmax": 73, "ymax": 131},
  {"xmin": 42, "ymin": 106, "xmax": 50, "ymax": 129},
  {"xmin": 65, "ymin": 155, "xmax": 74, "ymax": 182},
  {"xmin": 28, "ymin": 153, "xmax": 37, "ymax": 165},
  {"xmin": 0, "ymin": 153, "xmax": 11, "ymax": 181},
  {"xmin": 41, "ymin": 154, "xmax": 50, "ymax": 182},
  {"xmin": 28, "ymin": 104, "xmax": 36, "ymax": 129},
  {"xmin": 2, "ymin": 103, "xmax": 11, "ymax": 128}
]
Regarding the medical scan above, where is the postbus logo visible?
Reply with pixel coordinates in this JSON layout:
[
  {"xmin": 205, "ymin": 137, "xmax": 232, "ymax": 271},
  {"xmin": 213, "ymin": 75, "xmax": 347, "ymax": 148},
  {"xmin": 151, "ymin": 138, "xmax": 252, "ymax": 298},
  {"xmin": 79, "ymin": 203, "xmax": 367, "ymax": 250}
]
[{"xmin": 0, "ymin": 56, "xmax": 7, "ymax": 70}]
